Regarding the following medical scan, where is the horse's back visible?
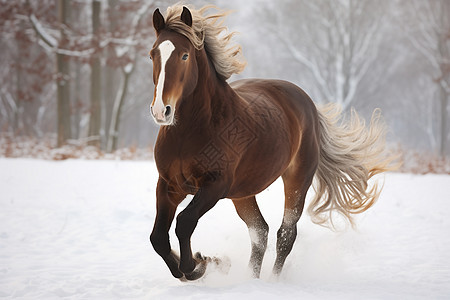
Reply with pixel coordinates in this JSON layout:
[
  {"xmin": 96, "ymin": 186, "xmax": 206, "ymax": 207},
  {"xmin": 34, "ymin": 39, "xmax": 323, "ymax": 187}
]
[{"xmin": 230, "ymin": 79, "xmax": 319, "ymax": 133}]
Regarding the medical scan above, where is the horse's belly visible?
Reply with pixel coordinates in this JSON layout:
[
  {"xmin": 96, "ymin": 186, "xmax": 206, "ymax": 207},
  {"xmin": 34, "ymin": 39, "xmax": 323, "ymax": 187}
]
[{"xmin": 227, "ymin": 138, "xmax": 292, "ymax": 198}]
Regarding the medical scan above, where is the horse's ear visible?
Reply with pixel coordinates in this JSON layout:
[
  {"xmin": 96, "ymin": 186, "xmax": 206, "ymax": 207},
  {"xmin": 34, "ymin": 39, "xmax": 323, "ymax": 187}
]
[
  {"xmin": 180, "ymin": 6, "xmax": 192, "ymax": 27},
  {"xmin": 153, "ymin": 8, "xmax": 165, "ymax": 34}
]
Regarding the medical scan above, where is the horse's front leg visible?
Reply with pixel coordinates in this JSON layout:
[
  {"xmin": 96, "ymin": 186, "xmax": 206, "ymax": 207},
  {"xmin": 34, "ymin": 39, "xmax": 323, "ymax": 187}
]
[
  {"xmin": 150, "ymin": 177, "xmax": 186, "ymax": 279},
  {"xmin": 175, "ymin": 182, "xmax": 227, "ymax": 280}
]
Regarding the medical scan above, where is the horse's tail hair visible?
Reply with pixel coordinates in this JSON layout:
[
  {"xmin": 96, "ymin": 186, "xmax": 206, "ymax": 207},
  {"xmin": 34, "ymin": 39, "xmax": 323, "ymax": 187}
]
[{"xmin": 309, "ymin": 103, "xmax": 399, "ymax": 229}]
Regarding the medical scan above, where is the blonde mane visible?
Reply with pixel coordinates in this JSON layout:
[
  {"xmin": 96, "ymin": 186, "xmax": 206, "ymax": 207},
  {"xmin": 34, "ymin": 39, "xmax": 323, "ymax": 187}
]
[{"xmin": 163, "ymin": 4, "xmax": 246, "ymax": 80}]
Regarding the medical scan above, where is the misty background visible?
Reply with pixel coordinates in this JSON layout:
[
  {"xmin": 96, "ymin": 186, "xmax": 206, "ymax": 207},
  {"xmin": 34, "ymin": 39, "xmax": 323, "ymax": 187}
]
[{"xmin": 0, "ymin": 0, "xmax": 449, "ymax": 159}]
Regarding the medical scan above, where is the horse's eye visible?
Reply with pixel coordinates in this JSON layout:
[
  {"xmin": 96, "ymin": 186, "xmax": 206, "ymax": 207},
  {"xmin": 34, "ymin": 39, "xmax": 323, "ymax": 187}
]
[
  {"xmin": 149, "ymin": 56, "xmax": 152, "ymax": 61},
  {"xmin": 182, "ymin": 54, "xmax": 189, "ymax": 61}
]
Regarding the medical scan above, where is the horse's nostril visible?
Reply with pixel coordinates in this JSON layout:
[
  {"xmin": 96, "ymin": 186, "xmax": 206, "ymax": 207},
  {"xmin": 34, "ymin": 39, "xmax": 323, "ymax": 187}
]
[{"xmin": 165, "ymin": 105, "xmax": 172, "ymax": 117}]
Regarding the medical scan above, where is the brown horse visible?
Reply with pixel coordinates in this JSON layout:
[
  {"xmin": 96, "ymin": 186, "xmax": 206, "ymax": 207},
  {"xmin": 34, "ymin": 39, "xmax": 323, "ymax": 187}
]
[{"xmin": 149, "ymin": 5, "xmax": 395, "ymax": 281}]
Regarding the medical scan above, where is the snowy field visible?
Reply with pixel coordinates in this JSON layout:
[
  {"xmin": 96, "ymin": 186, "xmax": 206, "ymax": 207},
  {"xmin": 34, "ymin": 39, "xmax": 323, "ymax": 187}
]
[{"xmin": 1, "ymin": 158, "xmax": 450, "ymax": 299}]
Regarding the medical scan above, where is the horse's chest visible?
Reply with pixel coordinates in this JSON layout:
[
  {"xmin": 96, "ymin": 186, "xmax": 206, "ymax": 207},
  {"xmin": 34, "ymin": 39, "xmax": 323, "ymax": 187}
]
[
  {"xmin": 155, "ymin": 138, "xmax": 237, "ymax": 192},
  {"xmin": 183, "ymin": 138, "xmax": 237, "ymax": 179}
]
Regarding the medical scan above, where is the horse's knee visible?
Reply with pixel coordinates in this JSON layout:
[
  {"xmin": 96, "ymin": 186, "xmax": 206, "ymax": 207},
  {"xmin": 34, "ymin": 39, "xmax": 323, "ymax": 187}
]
[
  {"xmin": 261, "ymin": 222, "xmax": 269, "ymax": 239},
  {"xmin": 175, "ymin": 211, "xmax": 198, "ymax": 240},
  {"xmin": 259, "ymin": 220, "xmax": 269, "ymax": 236},
  {"xmin": 250, "ymin": 222, "xmax": 269, "ymax": 249},
  {"xmin": 150, "ymin": 230, "xmax": 170, "ymax": 256}
]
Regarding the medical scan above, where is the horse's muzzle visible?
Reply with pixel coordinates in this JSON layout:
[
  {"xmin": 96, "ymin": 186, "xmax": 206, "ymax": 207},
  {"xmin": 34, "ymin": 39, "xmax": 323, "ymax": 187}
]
[{"xmin": 151, "ymin": 104, "xmax": 174, "ymax": 125}]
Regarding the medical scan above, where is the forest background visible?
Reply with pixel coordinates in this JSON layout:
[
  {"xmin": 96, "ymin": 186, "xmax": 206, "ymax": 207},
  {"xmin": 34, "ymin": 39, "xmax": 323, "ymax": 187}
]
[{"xmin": 1, "ymin": 0, "xmax": 449, "ymax": 172}]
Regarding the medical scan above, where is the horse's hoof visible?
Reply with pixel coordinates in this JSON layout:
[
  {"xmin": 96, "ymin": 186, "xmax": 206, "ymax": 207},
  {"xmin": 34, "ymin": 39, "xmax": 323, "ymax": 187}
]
[
  {"xmin": 171, "ymin": 269, "xmax": 185, "ymax": 279},
  {"xmin": 184, "ymin": 259, "xmax": 208, "ymax": 281},
  {"xmin": 194, "ymin": 251, "xmax": 210, "ymax": 262},
  {"xmin": 182, "ymin": 252, "xmax": 209, "ymax": 281}
]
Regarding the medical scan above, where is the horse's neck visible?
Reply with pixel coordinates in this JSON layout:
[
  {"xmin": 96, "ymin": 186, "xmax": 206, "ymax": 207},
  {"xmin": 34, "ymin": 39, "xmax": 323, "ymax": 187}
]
[{"xmin": 178, "ymin": 50, "xmax": 237, "ymax": 127}]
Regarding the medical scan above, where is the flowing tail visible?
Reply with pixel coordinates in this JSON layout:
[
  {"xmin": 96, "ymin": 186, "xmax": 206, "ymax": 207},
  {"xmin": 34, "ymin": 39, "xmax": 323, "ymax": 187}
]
[{"xmin": 308, "ymin": 103, "xmax": 399, "ymax": 229}]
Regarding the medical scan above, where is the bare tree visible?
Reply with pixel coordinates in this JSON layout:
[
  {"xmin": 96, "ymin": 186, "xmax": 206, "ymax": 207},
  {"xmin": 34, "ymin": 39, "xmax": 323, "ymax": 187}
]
[
  {"xmin": 104, "ymin": 0, "xmax": 155, "ymax": 152},
  {"xmin": 88, "ymin": 0, "xmax": 102, "ymax": 147},
  {"xmin": 28, "ymin": 0, "xmax": 74, "ymax": 146},
  {"xmin": 0, "ymin": 1, "xmax": 55, "ymax": 137},
  {"xmin": 402, "ymin": 0, "xmax": 450, "ymax": 156},
  {"xmin": 23, "ymin": 0, "xmax": 156, "ymax": 150},
  {"xmin": 265, "ymin": 0, "xmax": 389, "ymax": 110},
  {"xmin": 56, "ymin": 0, "xmax": 72, "ymax": 146}
]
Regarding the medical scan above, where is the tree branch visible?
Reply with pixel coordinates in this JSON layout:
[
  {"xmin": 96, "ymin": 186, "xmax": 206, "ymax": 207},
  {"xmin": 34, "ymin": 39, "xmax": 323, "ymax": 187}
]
[{"xmin": 29, "ymin": 14, "xmax": 58, "ymax": 48}]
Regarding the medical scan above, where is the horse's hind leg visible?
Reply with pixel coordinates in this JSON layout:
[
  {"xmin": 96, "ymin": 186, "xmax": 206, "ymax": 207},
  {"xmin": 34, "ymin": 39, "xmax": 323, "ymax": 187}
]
[
  {"xmin": 232, "ymin": 197, "xmax": 269, "ymax": 278},
  {"xmin": 272, "ymin": 164, "xmax": 316, "ymax": 276}
]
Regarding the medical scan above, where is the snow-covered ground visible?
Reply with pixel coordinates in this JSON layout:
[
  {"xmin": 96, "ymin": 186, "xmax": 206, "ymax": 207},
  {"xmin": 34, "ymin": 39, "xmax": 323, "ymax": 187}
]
[{"xmin": 1, "ymin": 158, "xmax": 449, "ymax": 299}]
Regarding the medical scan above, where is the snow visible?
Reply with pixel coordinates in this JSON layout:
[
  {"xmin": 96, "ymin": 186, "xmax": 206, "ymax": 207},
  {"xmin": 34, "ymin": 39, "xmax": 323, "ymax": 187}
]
[
  {"xmin": 115, "ymin": 45, "xmax": 129, "ymax": 58},
  {"xmin": 124, "ymin": 63, "xmax": 133, "ymax": 74},
  {"xmin": 1, "ymin": 158, "xmax": 450, "ymax": 299},
  {"xmin": 29, "ymin": 14, "xmax": 58, "ymax": 48}
]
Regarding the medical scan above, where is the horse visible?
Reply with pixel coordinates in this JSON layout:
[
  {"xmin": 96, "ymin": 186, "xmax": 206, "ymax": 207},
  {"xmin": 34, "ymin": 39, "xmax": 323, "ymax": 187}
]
[{"xmin": 148, "ymin": 5, "xmax": 396, "ymax": 281}]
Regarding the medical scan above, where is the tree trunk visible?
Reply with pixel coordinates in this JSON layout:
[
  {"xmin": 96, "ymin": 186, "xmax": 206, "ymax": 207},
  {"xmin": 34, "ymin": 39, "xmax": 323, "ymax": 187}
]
[
  {"xmin": 71, "ymin": 1, "xmax": 83, "ymax": 140},
  {"xmin": 73, "ymin": 63, "xmax": 82, "ymax": 139},
  {"xmin": 88, "ymin": 0, "xmax": 102, "ymax": 147},
  {"xmin": 438, "ymin": 0, "xmax": 449, "ymax": 157},
  {"xmin": 439, "ymin": 83, "xmax": 448, "ymax": 156},
  {"xmin": 107, "ymin": 69, "xmax": 132, "ymax": 153},
  {"xmin": 103, "ymin": 0, "xmax": 120, "ymax": 149},
  {"xmin": 15, "ymin": 27, "xmax": 23, "ymax": 134},
  {"xmin": 57, "ymin": 0, "xmax": 71, "ymax": 147}
]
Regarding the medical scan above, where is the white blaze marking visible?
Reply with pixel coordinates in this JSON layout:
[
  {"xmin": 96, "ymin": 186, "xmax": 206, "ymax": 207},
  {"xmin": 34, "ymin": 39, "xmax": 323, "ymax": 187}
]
[{"xmin": 153, "ymin": 40, "xmax": 175, "ymax": 120}]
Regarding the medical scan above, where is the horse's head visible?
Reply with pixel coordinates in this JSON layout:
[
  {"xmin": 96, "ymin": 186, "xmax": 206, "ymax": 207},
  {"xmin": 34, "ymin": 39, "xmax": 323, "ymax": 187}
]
[{"xmin": 149, "ymin": 7, "xmax": 198, "ymax": 126}]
